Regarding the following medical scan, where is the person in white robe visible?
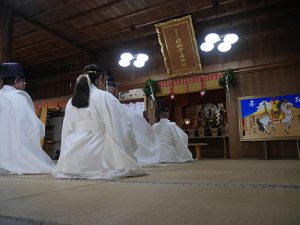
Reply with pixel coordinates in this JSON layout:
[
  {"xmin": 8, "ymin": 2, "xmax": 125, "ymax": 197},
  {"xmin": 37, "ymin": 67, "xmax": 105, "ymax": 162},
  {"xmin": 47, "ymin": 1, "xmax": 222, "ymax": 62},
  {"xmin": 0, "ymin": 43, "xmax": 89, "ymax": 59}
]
[
  {"xmin": 127, "ymin": 112, "xmax": 161, "ymax": 166},
  {"xmin": 152, "ymin": 107, "xmax": 193, "ymax": 163},
  {"xmin": 53, "ymin": 64, "xmax": 145, "ymax": 179},
  {"xmin": 0, "ymin": 62, "xmax": 54, "ymax": 174},
  {"xmin": 106, "ymin": 79, "xmax": 160, "ymax": 166}
]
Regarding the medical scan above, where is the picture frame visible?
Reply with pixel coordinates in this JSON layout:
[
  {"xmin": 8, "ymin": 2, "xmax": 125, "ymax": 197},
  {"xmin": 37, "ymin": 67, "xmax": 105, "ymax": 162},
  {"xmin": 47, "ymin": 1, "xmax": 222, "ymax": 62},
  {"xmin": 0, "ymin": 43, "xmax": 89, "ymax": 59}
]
[{"xmin": 238, "ymin": 93, "xmax": 300, "ymax": 141}]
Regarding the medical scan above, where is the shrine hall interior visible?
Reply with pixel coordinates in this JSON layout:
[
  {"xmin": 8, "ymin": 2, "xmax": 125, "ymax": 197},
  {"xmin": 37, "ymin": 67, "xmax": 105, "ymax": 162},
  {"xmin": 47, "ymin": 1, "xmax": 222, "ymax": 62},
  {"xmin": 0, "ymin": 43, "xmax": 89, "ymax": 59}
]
[
  {"xmin": 0, "ymin": 0, "xmax": 300, "ymax": 159},
  {"xmin": 1, "ymin": 1, "xmax": 300, "ymax": 225},
  {"xmin": 1, "ymin": 0, "xmax": 299, "ymax": 160}
]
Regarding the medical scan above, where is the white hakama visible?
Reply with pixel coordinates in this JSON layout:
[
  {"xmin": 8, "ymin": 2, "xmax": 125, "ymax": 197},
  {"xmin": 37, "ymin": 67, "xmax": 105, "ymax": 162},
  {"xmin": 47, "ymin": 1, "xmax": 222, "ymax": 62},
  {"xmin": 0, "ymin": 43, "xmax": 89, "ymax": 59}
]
[
  {"xmin": 129, "ymin": 112, "xmax": 160, "ymax": 166},
  {"xmin": 152, "ymin": 119, "xmax": 193, "ymax": 163},
  {"xmin": 53, "ymin": 85, "xmax": 145, "ymax": 179},
  {"xmin": 0, "ymin": 85, "xmax": 54, "ymax": 174}
]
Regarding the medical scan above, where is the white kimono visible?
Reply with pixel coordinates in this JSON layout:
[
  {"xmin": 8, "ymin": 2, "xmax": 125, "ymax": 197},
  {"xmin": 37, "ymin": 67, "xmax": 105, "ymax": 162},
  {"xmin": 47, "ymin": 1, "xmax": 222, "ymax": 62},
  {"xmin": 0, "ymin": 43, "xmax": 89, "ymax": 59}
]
[
  {"xmin": 152, "ymin": 119, "xmax": 193, "ymax": 163},
  {"xmin": 0, "ymin": 85, "xmax": 54, "ymax": 174},
  {"xmin": 128, "ymin": 112, "xmax": 160, "ymax": 166},
  {"xmin": 53, "ymin": 85, "xmax": 145, "ymax": 179}
]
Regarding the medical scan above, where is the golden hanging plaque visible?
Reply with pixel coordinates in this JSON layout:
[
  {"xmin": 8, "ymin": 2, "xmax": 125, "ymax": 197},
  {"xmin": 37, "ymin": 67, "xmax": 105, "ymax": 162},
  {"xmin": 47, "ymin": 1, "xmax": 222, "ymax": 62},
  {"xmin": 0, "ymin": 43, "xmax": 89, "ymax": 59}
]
[{"xmin": 155, "ymin": 15, "xmax": 203, "ymax": 77}]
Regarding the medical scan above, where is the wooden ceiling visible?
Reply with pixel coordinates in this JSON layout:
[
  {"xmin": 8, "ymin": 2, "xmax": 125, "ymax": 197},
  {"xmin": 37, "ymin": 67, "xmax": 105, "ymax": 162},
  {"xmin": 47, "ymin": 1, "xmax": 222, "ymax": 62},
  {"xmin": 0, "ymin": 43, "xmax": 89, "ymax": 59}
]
[{"xmin": 1, "ymin": 0, "xmax": 298, "ymax": 81}]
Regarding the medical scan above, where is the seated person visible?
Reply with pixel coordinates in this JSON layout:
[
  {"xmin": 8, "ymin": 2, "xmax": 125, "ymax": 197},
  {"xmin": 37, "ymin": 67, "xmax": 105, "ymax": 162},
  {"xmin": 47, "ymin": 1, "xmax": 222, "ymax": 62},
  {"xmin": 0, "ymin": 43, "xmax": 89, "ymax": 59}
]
[
  {"xmin": 89, "ymin": 65, "xmax": 160, "ymax": 166},
  {"xmin": 152, "ymin": 107, "xmax": 193, "ymax": 163},
  {"xmin": 127, "ymin": 111, "xmax": 161, "ymax": 166},
  {"xmin": 106, "ymin": 78, "xmax": 118, "ymax": 98},
  {"xmin": 53, "ymin": 64, "xmax": 145, "ymax": 179},
  {"xmin": 0, "ymin": 62, "xmax": 54, "ymax": 174}
]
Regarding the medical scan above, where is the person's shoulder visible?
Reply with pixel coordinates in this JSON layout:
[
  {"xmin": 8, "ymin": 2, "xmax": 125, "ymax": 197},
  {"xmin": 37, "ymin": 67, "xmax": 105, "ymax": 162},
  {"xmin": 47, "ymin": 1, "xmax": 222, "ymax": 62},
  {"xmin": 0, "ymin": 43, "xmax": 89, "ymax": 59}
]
[
  {"xmin": 16, "ymin": 90, "xmax": 35, "ymax": 109},
  {"xmin": 16, "ymin": 90, "xmax": 32, "ymax": 100},
  {"xmin": 168, "ymin": 121, "xmax": 179, "ymax": 129},
  {"xmin": 66, "ymin": 98, "xmax": 72, "ymax": 107},
  {"xmin": 91, "ymin": 87, "xmax": 119, "ymax": 103},
  {"xmin": 103, "ymin": 90, "xmax": 119, "ymax": 103},
  {"xmin": 90, "ymin": 87, "xmax": 105, "ymax": 98},
  {"xmin": 6, "ymin": 89, "xmax": 32, "ymax": 103}
]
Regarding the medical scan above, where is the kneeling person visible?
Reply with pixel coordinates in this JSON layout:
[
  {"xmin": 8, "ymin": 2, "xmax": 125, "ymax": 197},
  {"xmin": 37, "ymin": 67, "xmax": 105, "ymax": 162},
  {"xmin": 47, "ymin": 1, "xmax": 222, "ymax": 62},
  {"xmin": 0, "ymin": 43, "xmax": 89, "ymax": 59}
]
[
  {"xmin": 0, "ymin": 62, "xmax": 54, "ymax": 174},
  {"xmin": 152, "ymin": 108, "xmax": 193, "ymax": 163}
]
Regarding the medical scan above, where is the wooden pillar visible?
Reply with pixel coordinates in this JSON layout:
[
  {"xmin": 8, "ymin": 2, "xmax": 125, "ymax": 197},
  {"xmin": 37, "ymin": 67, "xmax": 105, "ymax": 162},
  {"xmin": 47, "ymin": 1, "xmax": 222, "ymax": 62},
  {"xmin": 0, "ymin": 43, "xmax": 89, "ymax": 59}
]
[
  {"xmin": 226, "ymin": 88, "xmax": 239, "ymax": 159},
  {"xmin": 0, "ymin": 2, "xmax": 14, "ymax": 89}
]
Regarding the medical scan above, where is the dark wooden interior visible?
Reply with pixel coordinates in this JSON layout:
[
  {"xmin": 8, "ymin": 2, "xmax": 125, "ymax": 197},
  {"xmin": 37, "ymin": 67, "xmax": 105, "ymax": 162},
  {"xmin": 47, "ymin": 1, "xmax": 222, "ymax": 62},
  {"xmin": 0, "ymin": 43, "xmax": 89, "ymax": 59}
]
[{"xmin": 1, "ymin": 0, "xmax": 300, "ymax": 159}]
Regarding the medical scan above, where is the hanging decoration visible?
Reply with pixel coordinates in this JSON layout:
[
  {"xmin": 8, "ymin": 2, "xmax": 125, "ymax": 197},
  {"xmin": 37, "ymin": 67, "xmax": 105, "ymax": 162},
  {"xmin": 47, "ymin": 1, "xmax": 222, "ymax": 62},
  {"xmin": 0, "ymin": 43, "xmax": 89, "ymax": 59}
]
[
  {"xmin": 169, "ymin": 79, "xmax": 175, "ymax": 100},
  {"xmin": 185, "ymin": 78, "xmax": 189, "ymax": 93},
  {"xmin": 219, "ymin": 69, "xmax": 237, "ymax": 102},
  {"xmin": 143, "ymin": 79, "xmax": 161, "ymax": 101},
  {"xmin": 219, "ymin": 69, "xmax": 237, "ymax": 89},
  {"xmin": 158, "ymin": 73, "xmax": 223, "ymax": 96},
  {"xmin": 200, "ymin": 76, "xmax": 206, "ymax": 96}
]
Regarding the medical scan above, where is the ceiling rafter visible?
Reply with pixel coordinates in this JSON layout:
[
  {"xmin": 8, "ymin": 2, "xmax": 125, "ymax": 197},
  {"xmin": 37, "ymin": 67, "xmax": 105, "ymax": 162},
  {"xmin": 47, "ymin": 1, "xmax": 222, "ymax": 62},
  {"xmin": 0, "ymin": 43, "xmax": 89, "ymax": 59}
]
[
  {"xmin": 15, "ymin": 0, "xmax": 263, "ymax": 61},
  {"xmin": 15, "ymin": 11, "xmax": 91, "ymax": 56},
  {"xmin": 76, "ymin": 0, "xmax": 262, "ymax": 44},
  {"xmin": 13, "ymin": 0, "xmax": 186, "ymax": 58},
  {"xmin": 13, "ymin": 37, "xmax": 54, "ymax": 52},
  {"xmin": 29, "ymin": 0, "xmax": 84, "ymax": 20},
  {"xmin": 74, "ymin": 0, "xmax": 241, "ymax": 46},
  {"xmin": 20, "ymin": 51, "xmax": 84, "ymax": 67},
  {"xmin": 14, "ymin": 0, "xmax": 227, "ymax": 54},
  {"xmin": 14, "ymin": 0, "xmax": 284, "ymax": 61},
  {"xmin": 59, "ymin": 0, "xmax": 181, "ymax": 39},
  {"xmin": 12, "ymin": 0, "xmax": 176, "ymax": 46},
  {"xmin": 42, "ymin": 0, "xmax": 127, "ymax": 27},
  {"xmin": 85, "ymin": 0, "xmax": 287, "ymax": 50}
]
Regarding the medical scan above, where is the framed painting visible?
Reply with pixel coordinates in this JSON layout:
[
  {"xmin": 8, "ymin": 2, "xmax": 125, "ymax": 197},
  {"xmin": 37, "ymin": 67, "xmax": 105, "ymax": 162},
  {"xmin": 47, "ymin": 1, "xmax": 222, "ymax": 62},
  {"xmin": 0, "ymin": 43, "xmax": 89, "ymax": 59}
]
[{"xmin": 239, "ymin": 93, "xmax": 300, "ymax": 141}]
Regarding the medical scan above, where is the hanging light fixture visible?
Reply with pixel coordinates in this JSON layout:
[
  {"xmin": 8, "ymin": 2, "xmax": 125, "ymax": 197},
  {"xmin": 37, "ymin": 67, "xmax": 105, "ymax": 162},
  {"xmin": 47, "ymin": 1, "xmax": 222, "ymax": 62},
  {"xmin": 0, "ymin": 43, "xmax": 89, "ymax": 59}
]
[
  {"xmin": 223, "ymin": 33, "xmax": 239, "ymax": 44},
  {"xmin": 200, "ymin": 42, "xmax": 214, "ymax": 52},
  {"xmin": 200, "ymin": 1, "xmax": 238, "ymax": 53},
  {"xmin": 200, "ymin": 33, "xmax": 238, "ymax": 53},
  {"xmin": 118, "ymin": 52, "xmax": 149, "ymax": 68},
  {"xmin": 217, "ymin": 42, "xmax": 232, "ymax": 52},
  {"xmin": 205, "ymin": 33, "xmax": 220, "ymax": 44}
]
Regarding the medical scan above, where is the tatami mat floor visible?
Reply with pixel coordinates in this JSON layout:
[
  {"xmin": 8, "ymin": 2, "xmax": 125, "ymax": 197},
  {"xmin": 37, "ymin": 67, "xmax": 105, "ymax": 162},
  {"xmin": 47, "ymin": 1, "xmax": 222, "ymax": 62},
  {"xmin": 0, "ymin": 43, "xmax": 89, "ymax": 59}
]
[{"xmin": 1, "ymin": 160, "xmax": 300, "ymax": 225}]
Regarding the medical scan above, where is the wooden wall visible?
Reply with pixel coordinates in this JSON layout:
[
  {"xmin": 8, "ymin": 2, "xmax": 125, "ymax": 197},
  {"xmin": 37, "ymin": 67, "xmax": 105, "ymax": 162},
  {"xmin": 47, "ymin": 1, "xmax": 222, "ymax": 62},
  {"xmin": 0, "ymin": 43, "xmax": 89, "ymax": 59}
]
[{"xmin": 231, "ymin": 65, "xmax": 300, "ymax": 159}]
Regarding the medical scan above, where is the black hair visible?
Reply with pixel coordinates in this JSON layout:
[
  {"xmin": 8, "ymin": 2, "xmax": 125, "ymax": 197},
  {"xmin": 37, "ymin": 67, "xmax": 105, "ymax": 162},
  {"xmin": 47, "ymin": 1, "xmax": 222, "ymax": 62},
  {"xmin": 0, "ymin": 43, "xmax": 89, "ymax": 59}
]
[
  {"xmin": 161, "ymin": 107, "xmax": 169, "ymax": 113},
  {"xmin": 159, "ymin": 107, "xmax": 169, "ymax": 118},
  {"xmin": 83, "ymin": 64, "xmax": 105, "ymax": 81},
  {"xmin": 107, "ymin": 80, "xmax": 117, "ymax": 87},
  {"xmin": 71, "ymin": 64, "xmax": 105, "ymax": 108},
  {"xmin": 3, "ymin": 77, "xmax": 16, "ymax": 85},
  {"xmin": 0, "ymin": 62, "xmax": 24, "ymax": 79},
  {"xmin": 3, "ymin": 77, "xmax": 24, "ymax": 85}
]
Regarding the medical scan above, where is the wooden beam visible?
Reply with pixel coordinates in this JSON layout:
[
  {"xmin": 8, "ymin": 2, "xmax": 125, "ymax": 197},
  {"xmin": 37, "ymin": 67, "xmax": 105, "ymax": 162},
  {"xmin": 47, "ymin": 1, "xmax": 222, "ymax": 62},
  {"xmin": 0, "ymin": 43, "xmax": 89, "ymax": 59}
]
[
  {"xmin": 75, "ymin": 0, "xmax": 269, "ymax": 47},
  {"xmin": 11, "ymin": 0, "xmax": 215, "ymax": 47},
  {"xmin": 13, "ymin": 37, "xmax": 54, "ymax": 52},
  {"xmin": 78, "ymin": 0, "xmax": 287, "ymax": 49},
  {"xmin": 61, "ymin": 0, "xmax": 182, "ymax": 39},
  {"xmin": 29, "ymin": 0, "xmax": 84, "ymax": 20},
  {"xmin": 0, "ymin": 2, "xmax": 14, "ymax": 62},
  {"xmin": 15, "ymin": 11, "xmax": 91, "ymax": 56},
  {"xmin": 43, "ymin": 0, "xmax": 127, "ymax": 27}
]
